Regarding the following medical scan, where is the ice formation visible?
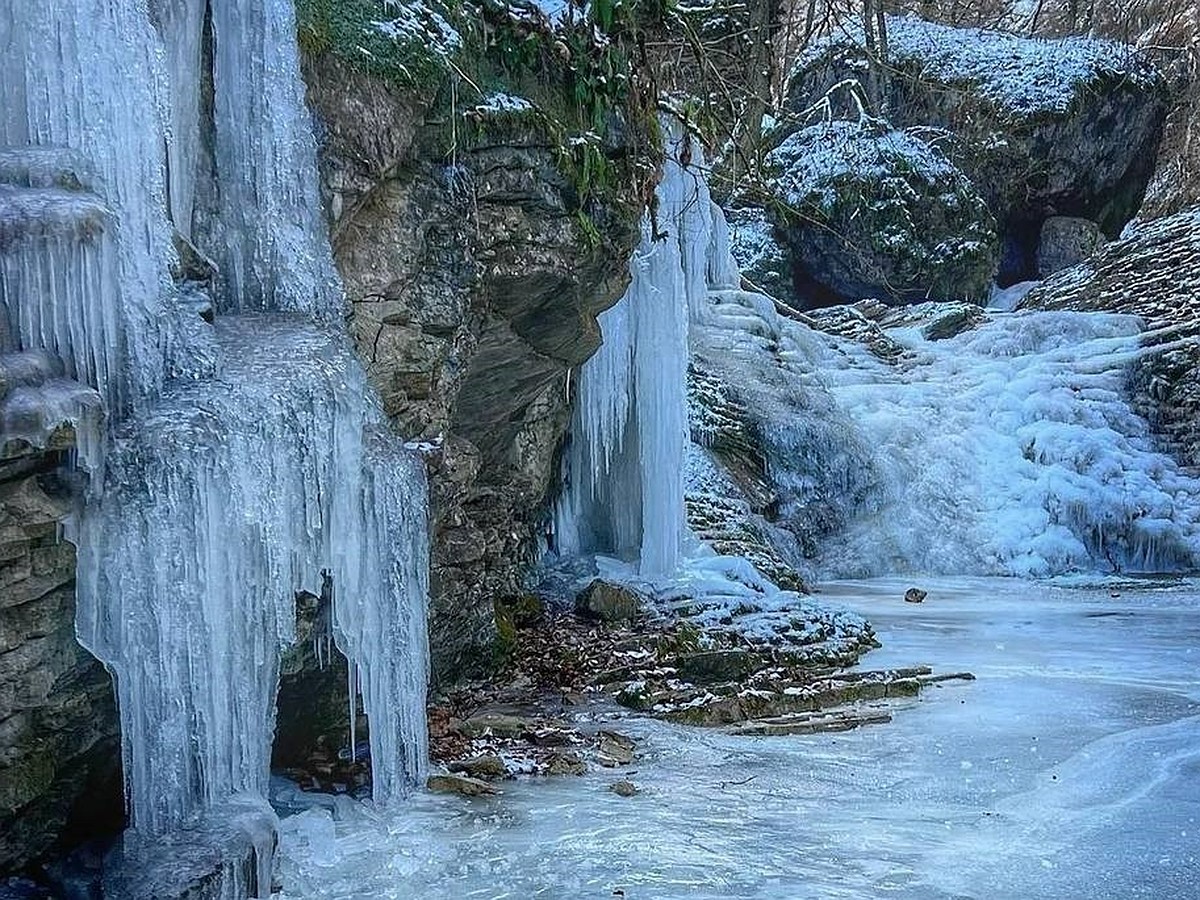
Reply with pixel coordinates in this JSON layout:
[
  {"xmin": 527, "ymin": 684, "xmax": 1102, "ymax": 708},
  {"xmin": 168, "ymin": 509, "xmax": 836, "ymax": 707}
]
[
  {"xmin": 2, "ymin": 0, "xmax": 431, "ymax": 866},
  {"xmin": 74, "ymin": 320, "xmax": 430, "ymax": 834},
  {"xmin": 0, "ymin": 4, "xmax": 172, "ymax": 413},
  {"xmin": 552, "ymin": 125, "xmax": 715, "ymax": 577},
  {"xmin": 271, "ymin": 576, "xmax": 1200, "ymax": 900},
  {"xmin": 554, "ymin": 96, "xmax": 1199, "ymax": 590},
  {"xmin": 693, "ymin": 289, "xmax": 1200, "ymax": 578}
]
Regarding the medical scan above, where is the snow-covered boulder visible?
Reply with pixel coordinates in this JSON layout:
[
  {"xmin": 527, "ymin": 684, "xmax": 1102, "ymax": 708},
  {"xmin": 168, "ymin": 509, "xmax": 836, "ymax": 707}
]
[
  {"xmin": 723, "ymin": 206, "xmax": 794, "ymax": 302},
  {"xmin": 1035, "ymin": 216, "xmax": 1107, "ymax": 277},
  {"xmin": 764, "ymin": 120, "xmax": 999, "ymax": 306},
  {"xmin": 785, "ymin": 16, "xmax": 1168, "ymax": 282}
]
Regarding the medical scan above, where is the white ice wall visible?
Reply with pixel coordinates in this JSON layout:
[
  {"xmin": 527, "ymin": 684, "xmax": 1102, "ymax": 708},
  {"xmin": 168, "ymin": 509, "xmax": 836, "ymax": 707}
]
[
  {"xmin": 553, "ymin": 124, "xmax": 719, "ymax": 578},
  {"xmin": 2, "ymin": 0, "xmax": 432, "ymax": 846}
]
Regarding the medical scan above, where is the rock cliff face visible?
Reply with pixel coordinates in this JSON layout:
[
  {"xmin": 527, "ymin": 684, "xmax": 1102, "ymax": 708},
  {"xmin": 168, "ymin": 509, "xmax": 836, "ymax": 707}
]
[
  {"xmin": 0, "ymin": 429, "xmax": 121, "ymax": 872},
  {"xmin": 301, "ymin": 56, "xmax": 642, "ymax": 681}
]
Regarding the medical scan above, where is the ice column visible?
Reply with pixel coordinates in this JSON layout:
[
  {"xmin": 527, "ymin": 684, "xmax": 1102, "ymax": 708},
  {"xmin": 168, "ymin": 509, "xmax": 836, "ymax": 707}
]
[
  {"xmin": 205, "ymin": 0, "xmax": 343, "ymax": 316},
  {"xmin": 554, "ymin": 125, "xmax": 721, "ymax": 577},
  {"xmin": 74, "ymin": 322, "xmax": 431, "ymax": 833},
  {"xmin": 0, "ymin": 1, "xmax": 175, "ymax": 412},
  {"xmin": 4, "ymin": 0, "xmax": 433, "ymax": 845}
]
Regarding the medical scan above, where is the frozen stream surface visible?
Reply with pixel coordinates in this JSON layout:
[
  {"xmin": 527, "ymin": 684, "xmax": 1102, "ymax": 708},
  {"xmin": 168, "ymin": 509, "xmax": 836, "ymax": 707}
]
[{"xmin": 273, "ymin": 577, "xmax": 1199, "ymax": 899}]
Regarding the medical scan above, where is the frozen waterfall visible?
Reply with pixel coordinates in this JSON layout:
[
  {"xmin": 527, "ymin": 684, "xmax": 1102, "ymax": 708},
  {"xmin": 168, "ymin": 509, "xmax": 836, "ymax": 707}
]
[
  {"xmin": 554, "ymin": 113, "xmax": 1200, "ymax": 589},
  {"xmin": 156, "ymin": 0, "xmax": 343, "ymax": 315},
  {"xmin": 1, "ymin": 0, "xmax": 431, "ymax": 868},
  {"xmin": 552, "ymin": 125, "xmax": 717, "ymax": 577},
  {"xmin": 74, "ymin": 320, "xmax": 429, "ymax": 834},
  {"xmin": 0, "ymin": 4, "xmax": 175, "ymax": 413},
  {"xmin": 692, "ymin": 288, "xmax": 1200, "ymax": 578}
]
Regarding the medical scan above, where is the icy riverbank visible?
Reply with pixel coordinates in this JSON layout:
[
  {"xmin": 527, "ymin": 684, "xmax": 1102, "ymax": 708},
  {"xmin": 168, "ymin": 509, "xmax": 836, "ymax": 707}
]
[{"xmin": 272, "ymin": 576, "xmax": 1200, "ymax": 899}]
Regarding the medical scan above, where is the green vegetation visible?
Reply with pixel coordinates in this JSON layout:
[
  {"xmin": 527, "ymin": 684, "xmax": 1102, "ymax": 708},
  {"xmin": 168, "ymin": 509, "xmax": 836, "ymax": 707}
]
[
  {"xmin": 294, "ymin": 0, "xmax": 673, "ymax": 241},
  {"xmin": 295, "ymin": 0, "xmax": 461, "ymax": 85}
]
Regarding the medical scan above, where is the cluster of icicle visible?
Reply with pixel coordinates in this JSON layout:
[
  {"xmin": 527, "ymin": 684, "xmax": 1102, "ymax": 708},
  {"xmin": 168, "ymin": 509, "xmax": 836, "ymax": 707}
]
[
  {"xmin": 1, "ymin": 0, "xmax": 430, "ymax": 875},
  {"xmin": 553, "ymin": 123, "xmax": 737, "ymax": 578},
  {"xmin": 74, "ymin": 320, "xmax": 430, "ymax": 834}
]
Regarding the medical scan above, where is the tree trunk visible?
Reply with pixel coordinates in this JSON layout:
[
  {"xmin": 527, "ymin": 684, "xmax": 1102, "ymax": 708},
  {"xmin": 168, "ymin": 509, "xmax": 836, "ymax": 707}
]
[
  {"xmin": 875, "ymin": 1, "xmax": 890, "ymax": 115},
  {"xmin": 862, "ymin": 0, "xmax": 881, "ymax": 114}
]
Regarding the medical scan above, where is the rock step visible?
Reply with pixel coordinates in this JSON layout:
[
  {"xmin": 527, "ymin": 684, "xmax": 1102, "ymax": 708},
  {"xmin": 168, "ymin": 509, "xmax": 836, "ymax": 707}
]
[
  {"xmin": 651, "ymin": 665, "xmax": 973, "ymax": 728},
  {"xmin": 0, "ymin": 184, "xmax": 109, "ymax": 249},
  {"xmin": 0, "ymin": 147, "xmax": 94, "ymax": 192},
  {"xmin": 1, "ymin": 379, "xmax": 103, "ymax": 463},
  {"xmin": 728, "ymin": 704, "xmax": 896, "ymax": 736}
]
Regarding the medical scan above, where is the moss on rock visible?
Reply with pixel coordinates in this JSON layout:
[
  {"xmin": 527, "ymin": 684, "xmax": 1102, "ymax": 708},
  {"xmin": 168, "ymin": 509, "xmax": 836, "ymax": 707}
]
[{"xmin": 765, "ymin": 119, "xmax": 999, "ymax": 306}]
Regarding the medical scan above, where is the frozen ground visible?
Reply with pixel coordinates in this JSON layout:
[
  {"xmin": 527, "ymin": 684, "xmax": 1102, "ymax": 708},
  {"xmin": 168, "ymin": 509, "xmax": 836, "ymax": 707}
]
[{"xmin": 273, "ymin": 576, "xmax": 1199, "ymax": 899}]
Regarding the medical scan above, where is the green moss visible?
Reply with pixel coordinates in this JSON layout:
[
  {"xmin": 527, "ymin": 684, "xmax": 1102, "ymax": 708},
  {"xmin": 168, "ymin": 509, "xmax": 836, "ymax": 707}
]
[
  {"xmin": 295, "ymin": 0, "xmax": 459, "ymax": 85},
  {"xmin": 493, "ymin": 598, "xmax": 518, "ymax": 663},
  {"xmin": 296, "ymin": 1, "xmax": 665, "ymax": 249},
  {"xmin": 656, "ymin": 621, "xmax": 704, "ymax": 657},
  {"xmin": 0, "ymin": 750, "xmax": 55, "ymax": 811}
]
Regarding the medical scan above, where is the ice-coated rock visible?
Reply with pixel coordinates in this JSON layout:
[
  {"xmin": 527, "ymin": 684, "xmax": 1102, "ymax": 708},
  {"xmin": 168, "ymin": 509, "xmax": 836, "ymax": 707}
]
[{"xmin": 785, "ymin": 15, "xmax": 1168, "ymax": 282}]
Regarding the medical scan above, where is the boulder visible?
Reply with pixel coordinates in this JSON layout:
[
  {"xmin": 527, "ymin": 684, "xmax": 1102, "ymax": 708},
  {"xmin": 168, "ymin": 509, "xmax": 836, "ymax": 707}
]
[
  {"xmin": 596, "ymin": 731, "xmax": 637, "ymax": 766},
  {"xmin": 609, "ymin": 780, "xmax": 639, "ymax": 797},
  {"xmin": 427, "ymin": 774, "xmax": 500, "ymax": 797},
  {"xmin": 461, "ymin": 712, "xmax": 534, "ymax": 738},
  {"xmin": 785, "ymin": 16, "xmax": 1168, "ymax": 283},
  {"xmin": 765, "ymin": 120, "xmax": 999, "ymax": 306},
  {"xmin": 448, "ymin": 753, "xmax": 508, "ymax": 781},
  {"xmin": 544, "ymin": 751, "xmax": 587, "ymax": 776},
  {"xmin": 575, "ymin": 579, "xmax": 644, "ymax": 623},
  {"xmin": 675, "ymin": 649, "xmax": 762, "ymax": 685},
  {"xmin": 1036, "ymin": 216, "xmax": 1106, "ymax": 277}
]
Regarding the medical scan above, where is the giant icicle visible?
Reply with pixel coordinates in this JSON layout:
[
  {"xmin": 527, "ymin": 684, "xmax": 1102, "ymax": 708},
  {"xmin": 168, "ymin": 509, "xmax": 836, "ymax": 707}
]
[
  {"xmin": 0, "ymin": 3, "xmax": 174, "ymax": 413},
  {"xmin": 75, "ymin": 320, "xmax": 429, "ymax": 833},
  {"xmin": 1, "ymin": 0, "xmax": 431, "ymax": 870},
  {"xmin": 553, "ymin": 125, "xmax": 717, "ymax": 577}
]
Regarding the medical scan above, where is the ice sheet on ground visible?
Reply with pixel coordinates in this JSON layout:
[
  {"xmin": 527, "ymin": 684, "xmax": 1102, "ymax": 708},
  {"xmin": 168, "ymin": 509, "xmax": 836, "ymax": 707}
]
[{"xmin": 271, "ymin": 577, "xmax": 1200, "ymax": 900}]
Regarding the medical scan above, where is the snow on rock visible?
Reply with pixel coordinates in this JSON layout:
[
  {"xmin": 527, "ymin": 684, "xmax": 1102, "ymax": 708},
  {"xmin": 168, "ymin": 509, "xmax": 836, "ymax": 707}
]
[
  {"xmin": 784, "ymin": 15, "xmax": 1168, "ymax": 282},
  {"xmin": 790, "ymin": 15, "xmax": 1159, "ymax": 119},
  {"xmin": 723, "ymin": 206, "xmax": 794, "ymax": 303},
  {"xmin": 1022, "ymin": 205, "xmax": 1200, "ymax": 471},
  {"xmin": 769, "ymin": 121, "xmax": 958, "ymax": 210},
  {"xmin": 371, "ymin": 1, "xmax": 462, "ymax": 56},
  {"xmin": 764, "ymin": 120, "xmax": 999, "ymax": 306},
  {"xmin": 470, "ymin": 92, "xmax": 536, "ymax": 115}
]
